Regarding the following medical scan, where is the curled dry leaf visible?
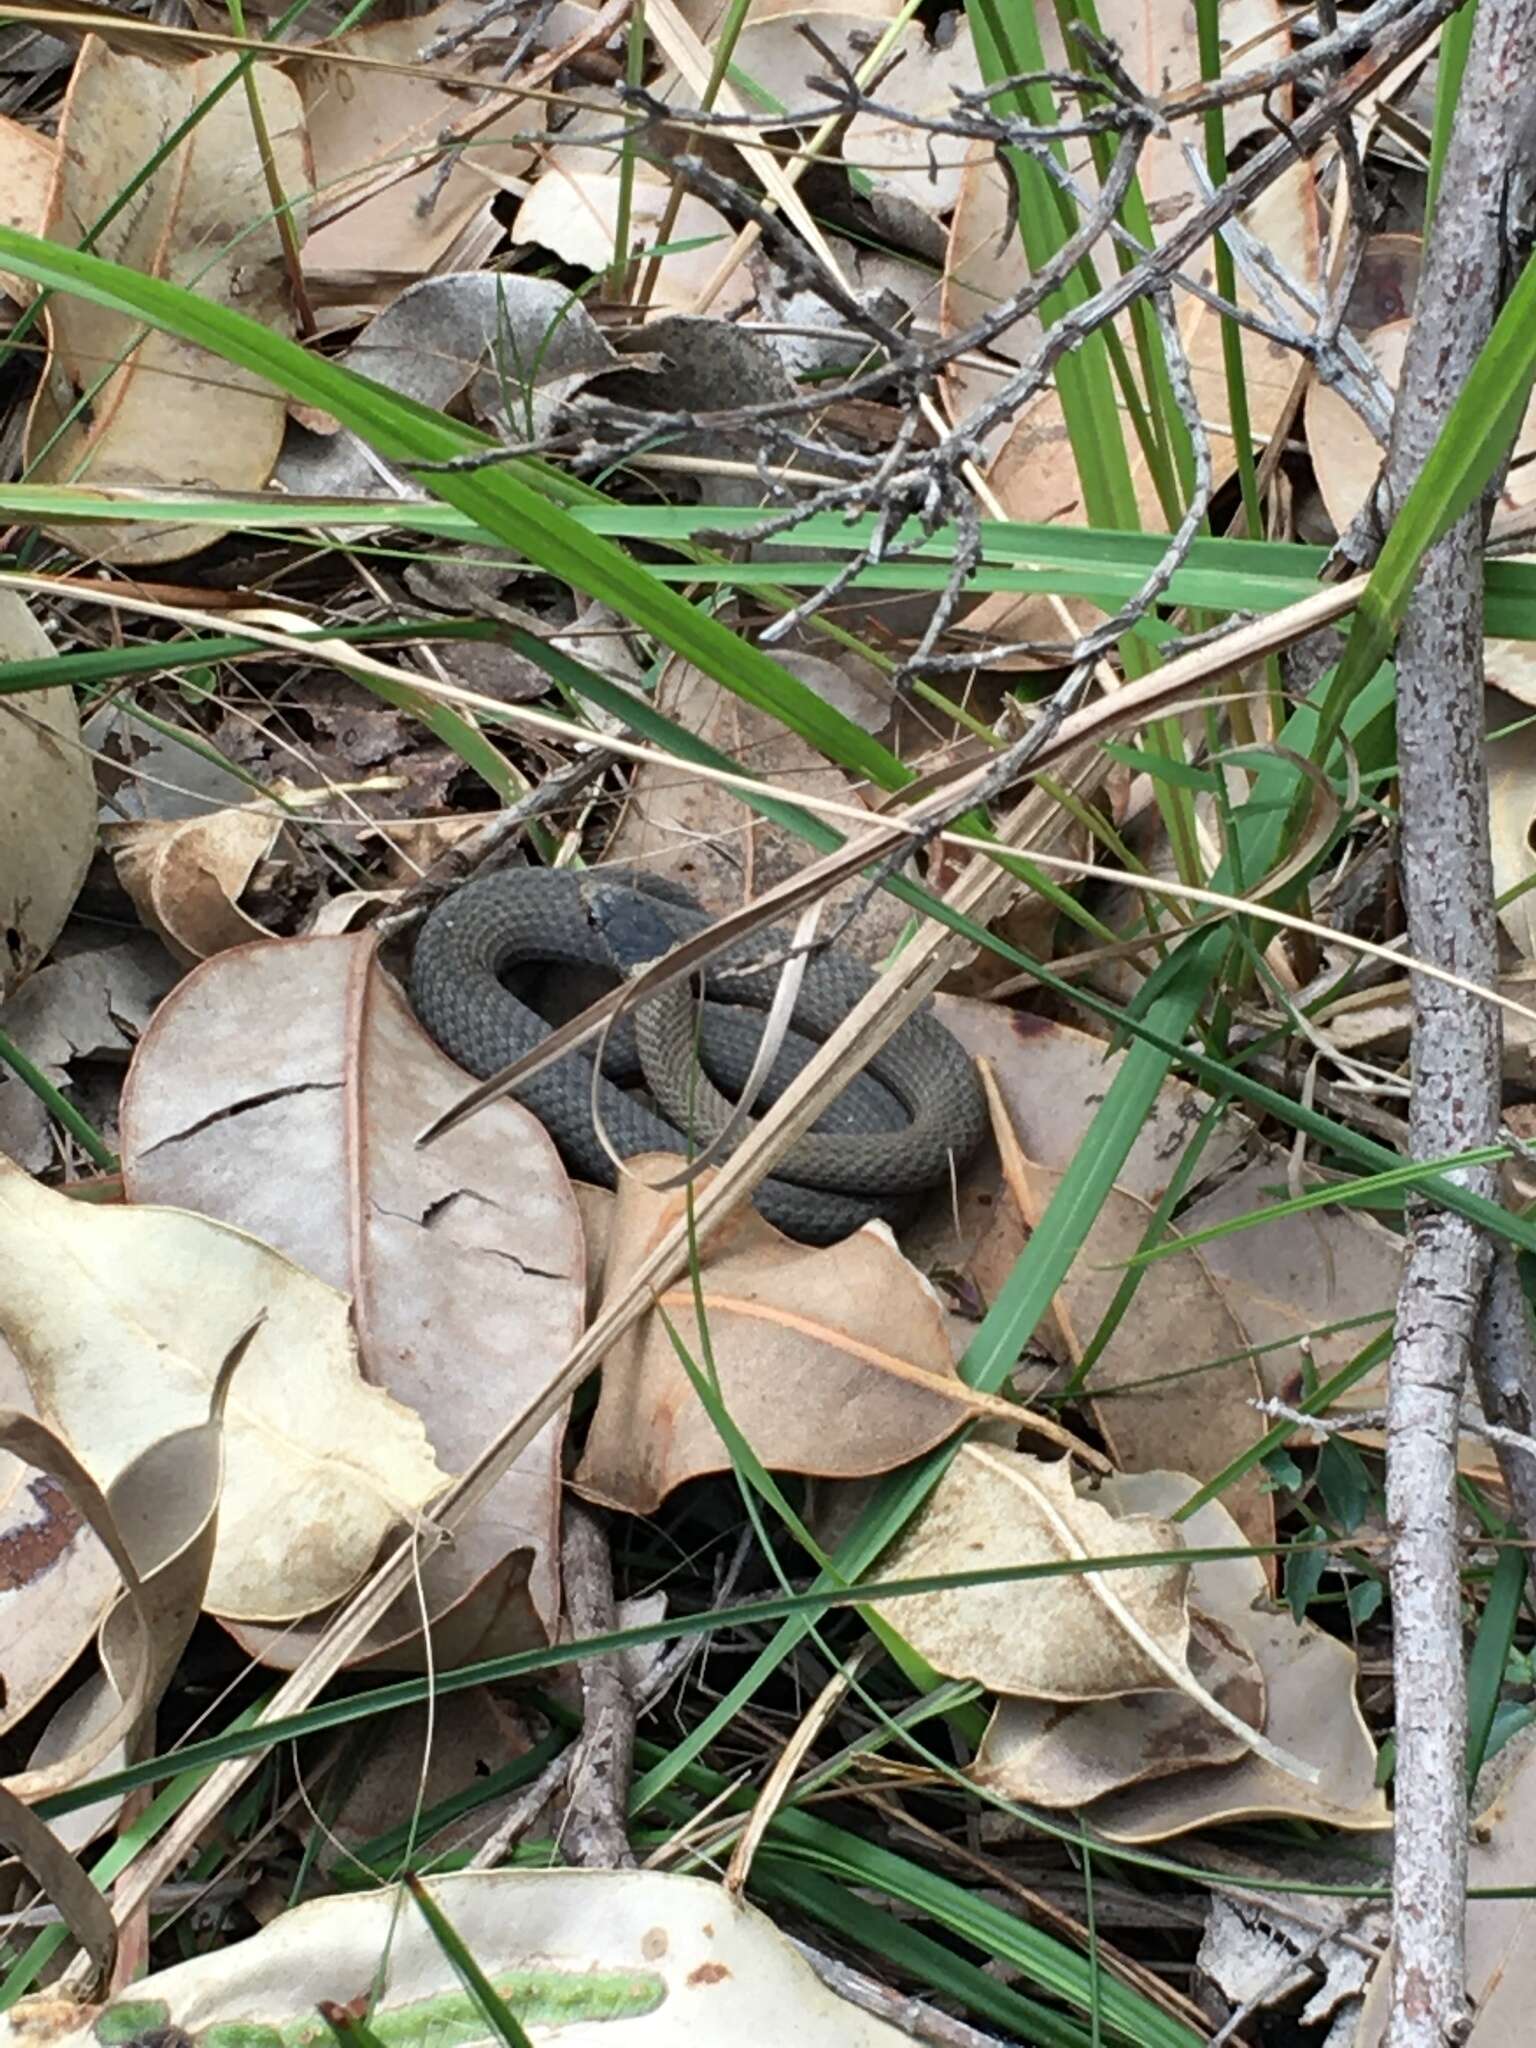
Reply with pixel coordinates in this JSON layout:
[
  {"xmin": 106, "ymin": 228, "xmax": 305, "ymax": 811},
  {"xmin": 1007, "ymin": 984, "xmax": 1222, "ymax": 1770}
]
[
  {"xmin": 0, "ymin": 1157, "xmax": 447, "ymax": 1622},
  {"xmin": 0, "ymin": 936, "xmax": 179, "ymax": 1173},
  {"xmin": 0, "ymin": 1363, "xmax": 227, "ymax": 1818},
  {"xmin": 26, "ymin": 40, "xmax": 310, "ymax": 564},
  {"xmin": 576, "ymin": 1161, "xmax": 973, "ymax": 1516},
  {"xmin": 278, "ymin": 273, "xmax": 619, "ymax": 498},
  {"xmin": 513, "ymin": 171, "xmax": 753, "ymax": 316},
  {"xmin": 873, "ymin": 1444, "xmax": 1195, "ymax": 1701},
  {"xmin": 0, "ymin": 1337, "xmax": 116, "ymax": 1743},
  {"xmin": 103, "ymin": 805, "xmax": 283, "ymax": 966},
  {"xmin": 1, "ymin": 1869, "xmax": 914, "ymax": 2048},
  {"xmin": 973, "ymin": 1475, "xmax": 1267, "ymax": 1808},
  {"xmin": 0, "ymin": 592, "xmax": 96, "ymax": 1002},
  {"xmin": 120, "ymin": 931, "xmax": 583, "ymax": 1665},
  {"xmin": 297, "ymin": 0, "xmax": 545, "ymax": 310},
  {"xmin": 1080, "ymin": 1573, "xmax": 1387, "ymax": 1835},
  {"xmin": 0, "ymin": 113, "xmax": 52, "ymax": 305}
]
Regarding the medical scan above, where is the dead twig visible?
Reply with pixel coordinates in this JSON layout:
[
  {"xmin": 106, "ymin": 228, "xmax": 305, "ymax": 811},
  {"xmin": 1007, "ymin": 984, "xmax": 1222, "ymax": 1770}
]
[{"xmin": 1371, "ymin": 0, "xmax": 1536, "ymax": 2034}]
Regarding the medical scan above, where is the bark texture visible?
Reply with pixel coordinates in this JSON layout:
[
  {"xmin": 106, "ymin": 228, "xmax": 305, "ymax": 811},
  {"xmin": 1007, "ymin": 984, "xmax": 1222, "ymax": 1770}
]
[{"xmin": 1378, "ymin": 1, "xmax": 1536, "ymax": 2037}]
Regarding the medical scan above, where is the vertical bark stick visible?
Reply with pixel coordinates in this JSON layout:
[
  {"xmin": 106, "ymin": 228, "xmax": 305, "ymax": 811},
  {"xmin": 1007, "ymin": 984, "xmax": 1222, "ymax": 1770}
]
[{"xmin": 1378, "ymin": 2, "xmax": 1536, "ymax": 2038}]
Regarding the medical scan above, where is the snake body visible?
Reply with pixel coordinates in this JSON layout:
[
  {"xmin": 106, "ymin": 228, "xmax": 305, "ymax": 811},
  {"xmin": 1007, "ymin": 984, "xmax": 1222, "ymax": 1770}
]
[{"xmin": 409, "ymin": 868, "xmax": 987, "ymax": 1243}]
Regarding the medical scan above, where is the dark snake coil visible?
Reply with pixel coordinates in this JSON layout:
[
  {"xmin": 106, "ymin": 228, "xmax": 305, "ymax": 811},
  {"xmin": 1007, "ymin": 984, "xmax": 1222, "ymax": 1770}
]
[{"xmin": 410, "ymin": 868, "xmax": 987, "ymax": 1243}]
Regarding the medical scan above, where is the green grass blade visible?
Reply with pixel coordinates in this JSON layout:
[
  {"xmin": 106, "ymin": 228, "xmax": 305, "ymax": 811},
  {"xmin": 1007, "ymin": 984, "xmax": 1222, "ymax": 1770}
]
[{"xmin": 0, "ymin": 226, "xmax": 911, "ymax": 794}]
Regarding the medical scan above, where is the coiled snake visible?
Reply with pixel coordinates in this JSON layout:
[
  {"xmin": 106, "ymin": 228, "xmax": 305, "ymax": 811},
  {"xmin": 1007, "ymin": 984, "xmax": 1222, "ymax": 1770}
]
[{"xmin": 410, "ymin": 868, "xmax": 986, "ymax": 1243}]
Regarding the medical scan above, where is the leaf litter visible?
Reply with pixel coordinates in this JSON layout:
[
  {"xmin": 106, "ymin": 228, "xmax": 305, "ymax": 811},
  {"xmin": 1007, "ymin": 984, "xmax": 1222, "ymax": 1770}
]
[{"xmin": 0, "ymin": 0, "xmax": 1495, "ymax": 2034}]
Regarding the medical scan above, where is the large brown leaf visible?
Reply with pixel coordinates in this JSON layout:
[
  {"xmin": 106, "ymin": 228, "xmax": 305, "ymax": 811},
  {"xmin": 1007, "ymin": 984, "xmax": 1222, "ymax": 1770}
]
[
  {"xmin": 576, "ymin": 1163, "xmax": 982, "ymax": 1515},
  {"xmin": 119, "ymin": 931, "xmax": 583, "ymax": 1665},
  {"xmin": 26, "ymin": 39, "xmax": 310, "ymax": 564}
]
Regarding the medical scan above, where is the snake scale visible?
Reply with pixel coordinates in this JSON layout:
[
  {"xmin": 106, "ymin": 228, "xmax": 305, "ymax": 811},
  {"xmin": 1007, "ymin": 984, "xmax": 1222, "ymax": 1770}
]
[{"xmin": 409, "ymin": 868, "xmax": 987, "ymax": 1242}]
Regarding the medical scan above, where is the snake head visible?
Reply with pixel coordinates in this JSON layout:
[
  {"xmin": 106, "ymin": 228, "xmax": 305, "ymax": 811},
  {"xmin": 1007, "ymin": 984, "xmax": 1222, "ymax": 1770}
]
[{"xmin": 582, "ymin": 879, "xmax": 682, "ymax": 972}]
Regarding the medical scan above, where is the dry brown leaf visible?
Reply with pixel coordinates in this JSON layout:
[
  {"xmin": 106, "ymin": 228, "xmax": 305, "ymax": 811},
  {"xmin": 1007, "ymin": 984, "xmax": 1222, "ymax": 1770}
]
[
  {"xmin": 0, "ymin": 592, "xmax": 96, "ymax": 1001},
  {"xmin": 120, "ymin": 931, "xmax": 582, "ymax": 1664},
  {"xmin": 972, "ymin": 1461, "xmax": 1384, "ymax": 1837},
  {"xmin": 1080, "ymin": 1573, "xmax": 1387, "ymax": 1836},
  {"xmin": 974, "ymin": 1474, "xmax": 1267, "ymax": 1806},
  {"xmin": 943, "ymin": 2, "xmax": 1313, "ymax": 653},
  {"xmin": 1309, "ymin": 317, "xmax": 1536, "ymax": 702},
  {"xmin": 26, "ymin": 40, "xmax": 310, "ymax": 564},
  {"xmin": 998, "ymin": 1147, "xmax": 1274, "ymax": 1559},
  {"xmin": 1176, "ymin": 1153, "xmax": 1400, "ymax": 1402},
  {"xmin": 976, "ymin": 1614, "xmax": 1261, "ymax": 1806},
  {"xmin": 0, "ymin": 114, "xmax": 53, "ymax": 305},
  {"xmin": 277, "ymin": 273, "xmax": 619, "ymax": 497},
  {"xmin": 840, "ymin": 19, "xmax": 977, "ymax": 247},
  {"xmin": 1177, "ymin": 1153, "xmax": 1506, "ymax": 1485},
  {"xmin": 0, "ymin": 935, "xmax": 178, "ymax": 1172},
  {"xmin": 575, "ymin": 1160, "xmax": 974, "ymax": 1516},
  {"xmin": 0, "ymin": 1156, "xmax": 447, "ymax": 1622},
  {"xmin": 874, "ymin": 1444, "xmax": 1195, "ymax": 1700},
  {"xmin": 297, "ymin": 0, "xmax": 544, "ymax": 304},
  {"xmin": 600, "ymin": 655, "xmax": 908, "ymax": 962},
  {"xmin": 906, "ymin": 1006, "xmax": 1245, "ymax": 1311},
  {"xmin": 512, "ymin": 170, "xmax": 753, "ymax": 316},
  {"xmin": 103, "ymin": 806, "xmax": 283, "ymax": 966},
  {"xmin": 933, "ymin": 1003, "xmax": 1247, "ymax": 1203}
]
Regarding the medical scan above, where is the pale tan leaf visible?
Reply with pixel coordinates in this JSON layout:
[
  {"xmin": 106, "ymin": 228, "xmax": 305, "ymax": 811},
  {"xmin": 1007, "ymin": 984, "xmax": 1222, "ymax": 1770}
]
[
  {"xmin": 298, "ymin": 0, "xmax": 544, "ymax": 297},
  {"xmin": 0, "ymin": 1157, "xmax": 448, "ymax": 1622},
  {"xmin": 0, "ymin": 593, "xmax": 95, "ymax": 1000},
  {"xmin": 0, "ymin": 1338, "xmax": 117, "ymax": 1743},
  {"xmin": 974, "ymin": 1476, "xmax": 1267, "ymax": 1804},
  {"xmin": 1076, "ymin": 1480, "xmax": 1385, "ymax": 1840},
  {"xmin": 15, "ymin": 1334, "xmax": 232, "ymax": 1847},
  {"xmin": 0, "ymin": 1869, "xmax": 914, "ymax": 2047},
  {"xmin": 975, "ymin": 1615, "xmax": 1262, "ymax": 1806},
  {"xmin": 879, "ymin": 1446, "xmax": 1311, "ymax": 1777},
  {"xmin": 102, "ymin": 806, "xmax": 282, "ymax": 966},
  {"xmin": 576, "ymin": 1163, "xmax": 975, "ymax": 1515},
  {"xmin": 875, "ymin": 1444, "xmax": 1195, "ymax": 1699},
  {"xmin": 0, "ymin": 114, "xmax": 53, "ymax": 304},
  {"xmin": 119, "ymin": 931, "xmax": 582, "ymax": 1664},
  {"xmin": 512, "ymin": 171, "xmax": 753, "ymax": 315},
  {"xmin": 26, "ymin": 41, "xmax": 310, "ymax": 564}
]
